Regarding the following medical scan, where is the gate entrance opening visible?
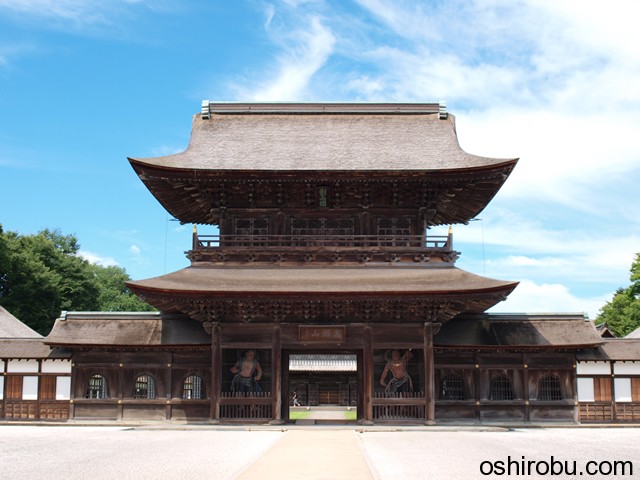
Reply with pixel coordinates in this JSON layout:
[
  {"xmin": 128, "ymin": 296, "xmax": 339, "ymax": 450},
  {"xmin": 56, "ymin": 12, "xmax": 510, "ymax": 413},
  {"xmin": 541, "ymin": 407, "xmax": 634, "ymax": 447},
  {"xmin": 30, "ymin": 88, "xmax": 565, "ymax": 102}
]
[{"xmin": 285, "ymin": 353, "xmax": 359, "ymax": 422}]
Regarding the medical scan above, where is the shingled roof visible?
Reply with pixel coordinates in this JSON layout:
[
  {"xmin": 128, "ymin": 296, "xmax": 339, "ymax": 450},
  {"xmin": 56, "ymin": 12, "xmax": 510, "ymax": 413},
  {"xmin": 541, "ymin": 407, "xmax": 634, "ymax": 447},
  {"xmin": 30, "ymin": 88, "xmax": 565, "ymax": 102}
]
[
  {"xmin": 128, "ymin": 103, "xmax": 518, "ymax": 226},
  {"xmin": 130, "ymin": 103, "xmax": 516, "ymax": 172},
  {"xmin": 0, "ymin": 305, "xmax": 42, "ymax": 339},
  {"xmin": 435, "ymin": 313, "xmax": 603, "ymax": 348},
  {"xmin": 45, "ymin": 312, "xmax": 210, "ymax": 347}
]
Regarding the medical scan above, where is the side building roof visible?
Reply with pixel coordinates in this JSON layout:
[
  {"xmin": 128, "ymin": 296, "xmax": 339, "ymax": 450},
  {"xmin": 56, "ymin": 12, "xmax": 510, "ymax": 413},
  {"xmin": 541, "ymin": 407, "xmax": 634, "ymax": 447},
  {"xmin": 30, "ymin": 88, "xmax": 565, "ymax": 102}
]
[
  {"xmin": 45, "ymin": 311, "xmax": 210, "ymax": 348},
  {"xmin": 435, "ymin": 313, "xmax": 603, "ymax": 349}
]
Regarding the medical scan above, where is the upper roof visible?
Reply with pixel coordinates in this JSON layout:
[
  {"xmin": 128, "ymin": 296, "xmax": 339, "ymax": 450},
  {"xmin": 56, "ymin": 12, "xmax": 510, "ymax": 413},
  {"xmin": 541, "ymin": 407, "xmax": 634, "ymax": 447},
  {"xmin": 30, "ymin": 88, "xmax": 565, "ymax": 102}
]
[
  {"xmin": 0, "ymin": 305, "xmax": 43, "ymax": 339},
  {"xmin": 435, "ymin": 313, "xmax": 603, "ymax": 348},
  {"xmin": 129, "ymin": 103, "xmax": 516, "ymax": 172}
]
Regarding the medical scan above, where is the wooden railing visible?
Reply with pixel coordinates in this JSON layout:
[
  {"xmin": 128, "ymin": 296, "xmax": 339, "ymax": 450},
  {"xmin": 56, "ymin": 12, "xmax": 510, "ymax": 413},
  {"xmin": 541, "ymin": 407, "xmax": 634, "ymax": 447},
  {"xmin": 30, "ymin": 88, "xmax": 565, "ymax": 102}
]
[
  {"xmin": 372, "ymin": 392, "xmax": 426, "ymax": 421},
  {"xmin": 219, "ymin": 392, "xmax": 272, "ymax": 421},
  {"xmin": 194, "ymin": 234, "xmax": 450, "ymax": 250}
]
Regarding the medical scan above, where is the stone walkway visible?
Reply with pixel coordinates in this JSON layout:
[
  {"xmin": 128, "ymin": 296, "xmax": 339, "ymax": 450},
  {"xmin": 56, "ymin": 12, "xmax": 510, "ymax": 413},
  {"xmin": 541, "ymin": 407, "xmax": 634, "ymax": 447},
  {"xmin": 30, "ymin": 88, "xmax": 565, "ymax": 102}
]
[{"xmin": 236, "ymin": 430, "xmax": 373, "ymax": 480}]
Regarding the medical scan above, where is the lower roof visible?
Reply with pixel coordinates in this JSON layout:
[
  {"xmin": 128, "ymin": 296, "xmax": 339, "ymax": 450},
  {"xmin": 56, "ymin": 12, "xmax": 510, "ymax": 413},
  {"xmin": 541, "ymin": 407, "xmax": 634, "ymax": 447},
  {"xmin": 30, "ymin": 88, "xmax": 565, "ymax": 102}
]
[
  {"xmin": 127, "ymin": 264, "xmax": 517, "ymax": 297},
  {"xmin": 43, "ymin": 311, "xmax": 602, "ymax": 350}
]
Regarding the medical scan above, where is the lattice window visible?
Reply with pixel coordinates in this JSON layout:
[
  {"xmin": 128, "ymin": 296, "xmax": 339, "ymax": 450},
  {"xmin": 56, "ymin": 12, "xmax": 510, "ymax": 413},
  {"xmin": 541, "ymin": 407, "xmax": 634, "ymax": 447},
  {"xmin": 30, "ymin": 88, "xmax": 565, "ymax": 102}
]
[
  {"xmin": 440, "ymin": 374, "xmax": 465, "ymax": 400},
  {"xmin": 377, "ymin": 217, "xmax": 412, "ymax": 246},
  {"xmin": 182, "ymin": 375, "xmax": 204, "ymax": 400},
  {"xmin": 86, "ymin": 374, "xmax": 108, "ymax": 399},
  {"xmin": 538, "ymin": 375, "xmax": 563, "ymax": 400},
  {"xmin": 490, "ymin": 375, "xmax": 514, "ymax": 401},
  {"xmin": 291, "ymin": 218, "xmax": 354, "ymax": 237},
  {"xmin": 133, "ymin": 374, "xmax": 156, "ymax": 399},
  {"xmin": 233, "ymin": 218, "xmax": 269, "ymax": 236}
]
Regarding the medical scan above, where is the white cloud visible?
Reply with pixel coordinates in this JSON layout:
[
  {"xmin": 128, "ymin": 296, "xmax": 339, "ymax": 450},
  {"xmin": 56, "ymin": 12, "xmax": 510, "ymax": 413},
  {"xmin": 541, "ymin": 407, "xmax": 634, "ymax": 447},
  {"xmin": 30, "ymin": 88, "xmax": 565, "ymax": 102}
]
[
  {"xmin": 78, "ymin": 250, "xmax": 118, "ymax": 267},
  {"xmin": 129, "ymin": 244, "xmax": 141, "ymax": 255},
  {"xmin": 489, "ymin": 279, "xmax": 609, "ymax": 320}
]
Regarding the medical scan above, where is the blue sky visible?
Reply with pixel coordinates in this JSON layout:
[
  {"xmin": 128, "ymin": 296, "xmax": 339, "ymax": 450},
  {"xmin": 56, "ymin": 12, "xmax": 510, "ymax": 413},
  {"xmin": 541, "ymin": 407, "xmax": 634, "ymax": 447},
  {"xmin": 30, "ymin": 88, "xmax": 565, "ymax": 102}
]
[{"xmin": 1, "ymin": 0, "xmax": 639, "ymax": 320}]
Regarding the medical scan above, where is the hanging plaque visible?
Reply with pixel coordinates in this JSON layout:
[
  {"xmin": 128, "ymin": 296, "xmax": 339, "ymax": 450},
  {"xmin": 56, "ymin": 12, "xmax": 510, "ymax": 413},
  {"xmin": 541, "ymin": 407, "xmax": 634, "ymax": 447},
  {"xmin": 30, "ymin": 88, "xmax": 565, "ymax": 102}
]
[{"xmin": 299, "ymin": 325, "xmax": 346, "ymax": 343}]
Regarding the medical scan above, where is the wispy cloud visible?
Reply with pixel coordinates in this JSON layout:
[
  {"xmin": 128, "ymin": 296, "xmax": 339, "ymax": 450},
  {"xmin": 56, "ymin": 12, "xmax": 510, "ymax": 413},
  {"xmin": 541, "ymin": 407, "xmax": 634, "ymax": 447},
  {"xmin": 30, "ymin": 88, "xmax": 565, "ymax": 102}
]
[{"xmin": 240, "ymin": 14, "xmax": 336, "ymax": 101}]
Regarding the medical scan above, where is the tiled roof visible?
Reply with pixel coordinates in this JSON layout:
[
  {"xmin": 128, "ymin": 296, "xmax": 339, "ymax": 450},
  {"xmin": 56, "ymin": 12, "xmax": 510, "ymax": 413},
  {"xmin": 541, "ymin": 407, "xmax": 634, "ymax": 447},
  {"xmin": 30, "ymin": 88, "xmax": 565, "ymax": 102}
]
[{"xmin": 289, "ymin": 354, "xmax": 357, "ymax": 372}]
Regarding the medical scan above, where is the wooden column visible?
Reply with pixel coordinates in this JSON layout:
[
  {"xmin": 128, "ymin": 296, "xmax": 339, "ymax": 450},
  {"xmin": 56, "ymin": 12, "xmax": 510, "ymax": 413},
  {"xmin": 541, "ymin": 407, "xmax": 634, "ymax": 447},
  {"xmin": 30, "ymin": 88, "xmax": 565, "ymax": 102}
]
[
  {"xmin": 424, "ymin": 322, "xmax": 435, "ymax": 425},
  {"xmin": 270, "ymin": 325, "xmax": 284, "ymax": 424},
  {"xmin": 523, "ymin": 354, "xmax": 530, "ymax": 422},
  {"xmin": 117, "ymin": 352, "xmax": 124, "ymax": 421},
  {"xmin": 210, "ymin": 322, "xmax": 221, "ymax": 423},
  {"xmin": 362, "ymin": 325, "xmax": 374, "ymax": 425},
  {"xmin": 165, "ymin": 352, "xmax": 173, "ymax": 420}
]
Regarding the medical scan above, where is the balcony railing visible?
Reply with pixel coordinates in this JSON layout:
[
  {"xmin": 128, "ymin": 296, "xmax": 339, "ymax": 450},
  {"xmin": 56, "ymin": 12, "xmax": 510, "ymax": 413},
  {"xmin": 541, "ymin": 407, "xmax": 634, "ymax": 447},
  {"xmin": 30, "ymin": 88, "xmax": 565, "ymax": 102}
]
[
  {"xmin": 193, "ymin": 234, "xmax": 451, "ymax": 250},
  {"xmin": 187, "ymin": 230, "xmax": 456, "ymax": 264}
]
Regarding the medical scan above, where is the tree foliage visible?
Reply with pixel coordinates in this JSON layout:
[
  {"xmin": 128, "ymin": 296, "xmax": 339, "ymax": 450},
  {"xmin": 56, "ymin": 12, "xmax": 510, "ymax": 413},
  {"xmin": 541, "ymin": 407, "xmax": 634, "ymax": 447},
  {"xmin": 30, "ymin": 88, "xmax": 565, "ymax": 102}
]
[
  {"xmin": 0, "ymin": 225, "xmax": 154, "ymax": 335},
  {"xmin": 596, "ymin": 253, "xmax": 640, "ymax": 337}
]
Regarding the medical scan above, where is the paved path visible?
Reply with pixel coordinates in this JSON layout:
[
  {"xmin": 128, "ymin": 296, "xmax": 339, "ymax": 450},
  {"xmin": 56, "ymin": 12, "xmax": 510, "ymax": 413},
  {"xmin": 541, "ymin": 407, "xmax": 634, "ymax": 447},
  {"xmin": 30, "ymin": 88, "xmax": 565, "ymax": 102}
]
[{"xmin": 236, "ymin": 430, "xmax": 373, "ymax": 480}]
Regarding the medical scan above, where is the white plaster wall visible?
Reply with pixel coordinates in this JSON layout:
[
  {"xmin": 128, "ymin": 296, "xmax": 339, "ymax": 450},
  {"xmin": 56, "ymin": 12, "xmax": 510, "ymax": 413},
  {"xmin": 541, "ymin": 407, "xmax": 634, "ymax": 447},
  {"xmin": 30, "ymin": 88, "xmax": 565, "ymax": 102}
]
[
  {"xmin": 577, "ymin": 377, "xmax": 595, "ymax": 401},
  {"xmin": 41, "ymin": 360, "xmax": 72, "ymax": 374},
  {"xmin": 576, "ymin": 362, "xmax": 610, "ymax": 375},
  {"xmin": 614, "ymin": 378, "xmax": 632, "ymax": 402},
  {"xmin": 56, "ymin": 377, "xmax": 71, "ymax": 400},
  {"xmin": 613, "ymin": 362, "xmax": 640, "ymax": 375},
  {"xmin": 0, "ymin": 376, "xmax": 4, "ymax": 400},
  {"xmin": 7, "ymin": 359, "xmax": 39, "ymax": 373},
  {"xmin": 0, "ymin": 360, "xmax": 5, "ymax": 371},
  {"xmin": 22, "ymin": 376, "xmax": 38, "ymax": 400}
]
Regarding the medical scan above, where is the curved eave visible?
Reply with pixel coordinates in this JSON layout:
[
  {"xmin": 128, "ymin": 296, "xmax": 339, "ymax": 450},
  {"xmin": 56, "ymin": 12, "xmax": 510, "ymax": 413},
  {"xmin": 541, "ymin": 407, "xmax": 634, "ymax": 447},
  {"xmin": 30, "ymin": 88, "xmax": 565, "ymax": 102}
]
[
  {"xmin": 128, "ymin": 158, "xmax": 518, "ymax": 226},
  {"xmin": 127, "ymin": 265, "xmax": 518, "ymax": 317}
]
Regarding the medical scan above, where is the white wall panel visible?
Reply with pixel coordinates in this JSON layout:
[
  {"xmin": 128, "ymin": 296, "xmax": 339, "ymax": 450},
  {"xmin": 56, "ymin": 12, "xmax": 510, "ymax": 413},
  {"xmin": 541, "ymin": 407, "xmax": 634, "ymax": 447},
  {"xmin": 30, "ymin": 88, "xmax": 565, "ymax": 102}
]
[
  {"xmin": 576, "ymin": 362, "xmax": 610, "ymax": 375},
  {"xmin": 22, "ymin": 376, "xmax": 38, "ymax": 400},
  {"xmin": 577, "ymin": 377, "xmax": 595, "ymax": 401},
  {"xmin": 7, "ymin": 359, "xmax": 39, "ymax": 373},
  {"xmin": 614, "ymin": 378, "xmax": 632, "ymax": 402},
  {"xmin": 41, "ymin": 360, "xmax": 72, "ymax": 374},
  {"xmin": 0, "ymin": 376, "xmax": 4, "ymax": 400},
  {"xmin": 613, "ymin": 362, "xmax": 640, "ymax": 375},
  {"xmin": 56, "ymin": 377, "xmax": 71, "ymax": 400}
]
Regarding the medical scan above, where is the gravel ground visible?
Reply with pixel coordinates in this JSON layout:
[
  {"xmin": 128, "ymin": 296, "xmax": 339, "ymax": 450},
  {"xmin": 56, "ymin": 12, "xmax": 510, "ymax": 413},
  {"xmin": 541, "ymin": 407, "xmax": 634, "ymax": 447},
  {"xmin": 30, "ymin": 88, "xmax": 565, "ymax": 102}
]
[
  {"xmin": 358, "ymin": 428, "xmax": 640, "ymax": 479},
  {"xmin": 2, "ymin": 426, "xmax": 640, "ymax": 480},
  {"xmin": 0, "ymin": 426, "xmax": 283, "ymax": 480}
]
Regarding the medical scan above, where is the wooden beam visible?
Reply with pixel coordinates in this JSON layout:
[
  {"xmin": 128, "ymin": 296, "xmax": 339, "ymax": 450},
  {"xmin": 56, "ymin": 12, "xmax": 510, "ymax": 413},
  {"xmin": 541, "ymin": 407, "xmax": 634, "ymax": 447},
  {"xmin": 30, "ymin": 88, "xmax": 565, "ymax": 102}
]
[{"xmin": 424, "ymin": 323, "xmax": 435, "ymax": 424}]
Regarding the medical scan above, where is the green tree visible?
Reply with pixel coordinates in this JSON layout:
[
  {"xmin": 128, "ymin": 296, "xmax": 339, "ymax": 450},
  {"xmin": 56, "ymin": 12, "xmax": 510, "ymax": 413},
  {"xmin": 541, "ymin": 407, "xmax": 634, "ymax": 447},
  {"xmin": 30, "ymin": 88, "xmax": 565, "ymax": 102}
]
[
  {"xmin": 89, "ymin": 264, "xmax": 155, "ymax": 312},
  {"xmin": 0, "ymin": 225, "xmax": 154, "ymax": 335},
  {"xmin": 596, "ymin": 253, "xmax": 640, "ymax": 337}
]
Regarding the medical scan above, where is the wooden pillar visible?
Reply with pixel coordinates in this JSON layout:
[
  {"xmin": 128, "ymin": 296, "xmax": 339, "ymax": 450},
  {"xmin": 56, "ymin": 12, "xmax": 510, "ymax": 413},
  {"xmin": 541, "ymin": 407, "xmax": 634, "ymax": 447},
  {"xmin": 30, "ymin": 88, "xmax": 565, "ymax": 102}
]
[
  {"xmin": 610, "ymin": 361, "xmax": 617, "ymax": 422},
  {"xmin": 523, "ymin": 354, "xmax": 530, "ymax": 422},
  {"xmin": 424, "ymin": 323, "xmax": 435, "ymax": 425},
  {"xmin": 270, "ymin": 325, "xmax": 284, "ymax": 424},
  {"xmin": 165, "ymin": 352, "xmax": 173, "ymax": 421},
  {"xmin": 117, "ymin": 352, "xmax": 124, "ymax": 421},
  {"xmin": 362, "ymin": 325, "xmax": 374, "ymax": 424},
  {"xmin": 474, "ymin": 352, "xmax": 481, "ymax": 422},
  {"xmin": 210, "ymin": 322, "xmax": 221, "ymax": 423}
]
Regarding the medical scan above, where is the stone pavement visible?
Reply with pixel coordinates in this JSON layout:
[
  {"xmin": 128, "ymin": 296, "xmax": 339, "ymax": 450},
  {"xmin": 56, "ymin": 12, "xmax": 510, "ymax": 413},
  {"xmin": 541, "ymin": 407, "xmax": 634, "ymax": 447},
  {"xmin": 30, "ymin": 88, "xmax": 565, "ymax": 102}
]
[{"xmin": 236, "ymin": 430, "xmax": 373, "ymax": 480}]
